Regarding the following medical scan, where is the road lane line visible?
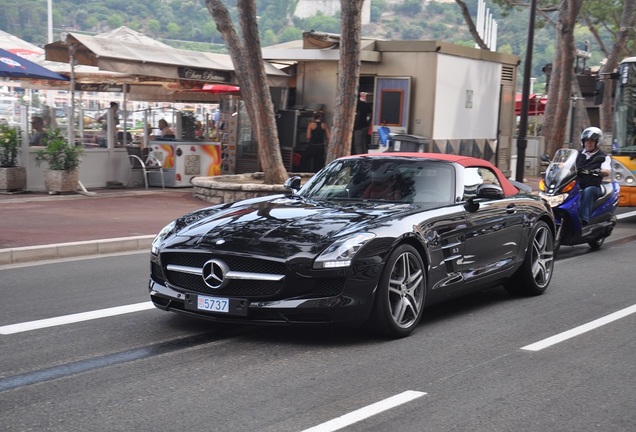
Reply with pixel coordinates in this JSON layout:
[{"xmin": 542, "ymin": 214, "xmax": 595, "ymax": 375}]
[
  {"xmin": 300, "ymin": 390, "xmax": 426, "ymax": 432},
  {"xmin": 617, "ymin": 210, "xmax": 636, "ymax": 220},
  {"xmin": 521, "ymin": 304, "xmax": 636, "ymax": 351},
  {"xmin": 0, "ymin": 302, "xmax": 155, "ymax": 335}
]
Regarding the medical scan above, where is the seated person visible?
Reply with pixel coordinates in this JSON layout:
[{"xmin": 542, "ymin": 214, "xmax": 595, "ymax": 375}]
[
  {"xmin": 117, "ymin": 130, "xmax": 133, "ymax": 145},
  {"xmin": 361, "ymin": 173, "xmax": 403, "ymax": 201},
  {"xmin": 93, "ymin": 123, "xmax": 108, "ymax": 147},
  {"xmin": 29, "ymin": 116, "xmax": 48, "ymax": 146},
  {"xmin": 158, "ymin": 119, "xmax": 175, "ymax": 138}
]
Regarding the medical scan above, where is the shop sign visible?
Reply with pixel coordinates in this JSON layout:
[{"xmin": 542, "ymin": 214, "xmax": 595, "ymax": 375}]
[
  {"xmin": 75, "ymin": 83, "xmax": 125, "ymax": 92},
  {"xmin": 178, "ymin": 67, "xmax": 231, "ymax": 83}
]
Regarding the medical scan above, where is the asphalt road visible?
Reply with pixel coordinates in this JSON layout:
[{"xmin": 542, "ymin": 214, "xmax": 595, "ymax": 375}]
[{"xmin": 0, "ymin": 216, "xmax": 635, "ymax": 432}]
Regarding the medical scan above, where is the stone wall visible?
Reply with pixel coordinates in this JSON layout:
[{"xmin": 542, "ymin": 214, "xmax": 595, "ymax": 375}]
[{"xmin": 191, "ymin": 173, "xmax": 313, "ymax": 204}]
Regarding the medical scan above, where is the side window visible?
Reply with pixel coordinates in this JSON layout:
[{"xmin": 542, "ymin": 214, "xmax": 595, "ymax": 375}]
[{"xmin": 463, "ymin": 167, "xmax": 501, "ymax": 200}]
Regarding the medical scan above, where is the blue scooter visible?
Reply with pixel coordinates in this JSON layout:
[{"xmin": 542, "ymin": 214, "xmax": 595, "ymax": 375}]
[{"xmin": 539, "ymin": 148, "xmax": 619, "ymax": 253}]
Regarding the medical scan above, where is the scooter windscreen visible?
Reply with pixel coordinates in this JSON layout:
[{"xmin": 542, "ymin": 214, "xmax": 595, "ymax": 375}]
[{"xmin": 543, "ymin": 149, "xmax": 579, "ymax": 191}]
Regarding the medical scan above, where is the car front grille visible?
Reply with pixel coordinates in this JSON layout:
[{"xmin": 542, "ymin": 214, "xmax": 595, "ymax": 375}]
[
  {"xmin": 167, "ymin": 271, "xmax": 282, "ymax": 297},
  {"xmin": 314, "ymin": 278, "xmax": 346, "ymax": 297},
  {"xmin": 155, "ymin": 251, "xmax": 346, "ymax": 300},
  {"xmin": 151, "ymin": 261, "xmax": 166, "ymax": 285},
  {"xmin": 162, "ymin": 252, "xmax": 286, "ymax": 275}
]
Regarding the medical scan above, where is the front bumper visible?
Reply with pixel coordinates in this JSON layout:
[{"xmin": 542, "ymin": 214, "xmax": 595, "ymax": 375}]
[{"xmin": 149, "ymin": 279, "xmax": 374, "ymax": 326}]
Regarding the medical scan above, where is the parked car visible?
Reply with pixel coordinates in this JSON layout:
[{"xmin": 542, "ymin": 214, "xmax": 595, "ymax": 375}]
[{"xmin": 148, "ymin": 153, "xmax": 555, "ymax": 338}]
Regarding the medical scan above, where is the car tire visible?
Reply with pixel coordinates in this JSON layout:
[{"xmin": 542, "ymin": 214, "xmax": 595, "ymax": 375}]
[
  {"xmin": 504, "ymin": 221, "xmax": 554, "ymax": 296},
  {"xmin": 370, "ymin": 244, "xmax": 426, "ymax": 338}
]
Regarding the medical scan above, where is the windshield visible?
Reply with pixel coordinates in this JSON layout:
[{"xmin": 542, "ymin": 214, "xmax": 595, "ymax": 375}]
[
  {"xmin": 298, "ymin": 157, "xmax": 456, "ymax": 205},
  {"xmin": 544, "ymin": 149, "xmax": 578, "ymax": 189},
  {"xmin": 613, "ymin": 60, "xmax": 636, "ymax": 154}
]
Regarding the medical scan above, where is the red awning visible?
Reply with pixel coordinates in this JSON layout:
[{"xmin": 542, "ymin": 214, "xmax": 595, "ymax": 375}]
[
  {"xmin": 515, "ymin": 93, "xmax": 546, "ymax": 116},
  {"xmin": 193, "ymin": 84, "xmax": 240, "ymax": 94}
]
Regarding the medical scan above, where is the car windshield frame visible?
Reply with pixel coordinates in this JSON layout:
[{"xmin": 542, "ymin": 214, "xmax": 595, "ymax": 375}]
[{"xmin": 297, "ymin": 156, "xmax": 456, "ymax": 205}]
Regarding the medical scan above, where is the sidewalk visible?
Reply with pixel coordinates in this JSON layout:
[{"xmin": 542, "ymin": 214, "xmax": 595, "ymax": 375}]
[
  {"xmin": 0, "ymin": 187, "xmax": 206, "ymax": 265},
  {"xmin": 0, "ymin": 176, "xmax": 542, "ymax": 266}
]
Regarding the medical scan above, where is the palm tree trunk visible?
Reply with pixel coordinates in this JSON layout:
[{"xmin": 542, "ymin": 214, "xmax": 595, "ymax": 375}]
[
  {"xmin": 543, "ymin": 0, "xmax": 583, "ymax": 156},
  {"xmin": 326, "ymin": 0, "xmax": 365, "ymax": 163},
  {"xmin": 205, "ymin": 0, "xmax": 287, "ymax": 184}
]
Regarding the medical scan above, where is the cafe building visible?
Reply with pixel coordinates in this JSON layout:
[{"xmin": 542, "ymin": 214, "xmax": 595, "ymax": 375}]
[{"xmin": 264, "ymin": 31, "xmax": 520, "ymax": 176}]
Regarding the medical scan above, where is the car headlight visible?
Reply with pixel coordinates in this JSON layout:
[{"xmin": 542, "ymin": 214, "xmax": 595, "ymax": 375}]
[
  {"xmin": 539, "ymin": 192, "xmax": 567, "ymax": 208},
  {"xmin": 314, "ymin": 233, "xmax": 376, "ymax": 269},
  {"xmin": 612, "ymin": 160, "xmax": 635, "ymax": 186},
  {"xmin": 151, "ymin": 220, "xmax": 176, "ymax": 255}
]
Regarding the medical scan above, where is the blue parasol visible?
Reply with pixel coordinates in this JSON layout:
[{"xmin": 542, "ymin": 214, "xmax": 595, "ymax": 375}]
[{"xmin": 0, "ymin": 47, "xmax": 68, "ymax": 81}]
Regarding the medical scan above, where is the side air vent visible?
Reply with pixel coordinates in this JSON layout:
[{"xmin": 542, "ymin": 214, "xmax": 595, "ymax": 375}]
[{"xmin": 501, "ymin": 65, "xmax": 515, "ymax": 84}]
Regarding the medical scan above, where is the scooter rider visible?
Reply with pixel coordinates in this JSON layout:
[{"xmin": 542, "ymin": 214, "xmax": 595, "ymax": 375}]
[{"xmin": 577, "ymin": 127, "xmax": 611, "ymax": 226}]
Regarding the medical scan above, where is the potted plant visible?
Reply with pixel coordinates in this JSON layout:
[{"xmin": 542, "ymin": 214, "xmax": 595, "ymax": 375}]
[
  {"xmin": 35, "ymin": 129, "xmax": 84, "ymax": 193},
  {"xmin": 0, "ymin": 124, "xmax": 27, "ymax": 192}
]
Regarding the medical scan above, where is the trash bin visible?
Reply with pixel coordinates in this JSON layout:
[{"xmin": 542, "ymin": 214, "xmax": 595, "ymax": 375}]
[{"xmin": 384, "ymin": 134, "xmax": 429, "ymax": 153}]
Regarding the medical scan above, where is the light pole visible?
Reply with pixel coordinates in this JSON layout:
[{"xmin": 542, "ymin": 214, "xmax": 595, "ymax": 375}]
[
  {"xmin": 47, "ymin": 0, "xmax": 53, "ymax": 43},
  {"xmin": 515, "ymin": 0, "xmax": 537, "ymax": 182}
]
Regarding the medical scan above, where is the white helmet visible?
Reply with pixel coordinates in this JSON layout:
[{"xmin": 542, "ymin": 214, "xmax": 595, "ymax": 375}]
[{"xmin": 580, "ymin": 127, "xmax": 603, "ymax": 147}]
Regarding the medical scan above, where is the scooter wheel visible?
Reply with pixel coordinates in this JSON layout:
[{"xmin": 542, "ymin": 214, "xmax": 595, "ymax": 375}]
[{"xmin": 588, "ymin": 236, "xmax": 605, "ymax": 250}]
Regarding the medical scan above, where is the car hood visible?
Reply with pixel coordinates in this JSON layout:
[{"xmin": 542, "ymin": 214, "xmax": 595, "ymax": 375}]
[{"xmin": 166, "ymin": 195, "xmax": 414, "ymax": 249}]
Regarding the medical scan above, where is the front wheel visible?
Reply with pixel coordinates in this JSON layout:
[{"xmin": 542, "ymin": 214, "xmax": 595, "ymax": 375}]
[
  {"xmin": 588, "ymin": 236, "xmax": 605, "ymax": 250},
  {"xmin": 504, "ymin": 221, "xmax": 555, "ymax": 296},
  {"xmin": 369, "ymin": 244, "xmax": 426, "ymax": 338}
]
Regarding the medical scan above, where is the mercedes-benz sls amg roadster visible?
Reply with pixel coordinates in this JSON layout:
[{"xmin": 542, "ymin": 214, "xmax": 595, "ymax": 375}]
[{"xmin": 148, "ymin": 153, "xmax": 555, "ymax": 338}]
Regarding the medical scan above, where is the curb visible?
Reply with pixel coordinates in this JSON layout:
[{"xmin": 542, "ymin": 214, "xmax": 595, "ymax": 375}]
[{"xmin": 0, "ymin": 235, "xmax": 155, "ymax": 266}]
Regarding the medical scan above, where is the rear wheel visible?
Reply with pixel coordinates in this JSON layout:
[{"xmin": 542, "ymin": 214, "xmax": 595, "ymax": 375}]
[
  {"xmin": 370, "ymin": 244, "xmax": 426, "ymax": 338},
  {"xmin": 504, "ymin": 221, "xmax": 554, "ymax": 296}
]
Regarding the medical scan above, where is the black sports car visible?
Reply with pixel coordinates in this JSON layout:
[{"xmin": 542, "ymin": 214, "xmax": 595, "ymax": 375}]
[{"xmin": 149, "ymin": 153, "xmax": 555, "ymax": 338}]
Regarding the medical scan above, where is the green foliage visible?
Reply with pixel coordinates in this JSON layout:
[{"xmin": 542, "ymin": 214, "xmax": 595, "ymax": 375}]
[
  {"xmin": 401, "ymin": 25, "xmax": 425, "ymax": 41},
  {"xmin": 107, "ymin": 13, "xmax": 124, "ymax": 29},
  {"xmin": 0, "ymin": 124, "xmax": 21, "ymax": 168},
  {"xmin": 303, "ymin": 12, "xmax": 340, "ymax": 34},
  {"xmin": 261, "ymin": 29, "xmax": 278, "ymax": 47},
  {"xmin": 35, "ymin": 129, "xmax": 84, "ymax": 172},
  {"xmin": 280, "ymin": 27, "xmax": 303, "ymax": 44},
  {"xmin": 147, "ymin": 19, "xmax": 160, "ymax": 34},
  {"xmin": 0, "ymin": 0, "xmax": 625, "ymax": 92},
  {"xmin": 394, "ymin": 0, "xmax": 423, "ymax": 15},
  {"xmin": 166, "ymin": 22, "xmax": 181, "ymax": 39},
  {"xmin": 371, "ymin": 0, "xmax": 388, "ymax": 22}
]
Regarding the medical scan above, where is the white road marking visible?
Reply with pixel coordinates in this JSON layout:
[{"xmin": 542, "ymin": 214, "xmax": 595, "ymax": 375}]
[
  {"xmin": 617, "ymin": 210, "xmax": 636, "ymax": 220},
  {"xmin": 521, "ymin": 304, "xmax": 636, "ymax": 351},
  {"xmin": 300, "ymin": 390, "xmax": 426, "ymax": 432},
  {"xmin": 0, "ymin": 302, "xmax": 155, "ymax": 335}
]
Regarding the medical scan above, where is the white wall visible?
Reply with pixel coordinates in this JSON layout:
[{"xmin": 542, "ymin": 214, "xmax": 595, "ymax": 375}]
[
  {"xmin": 433, "ymin": 54, "xmax": 501, "ymax": 140},
  {"xmin": 24, "ymin": 148, "xmax": 131, "ymax": 192}
]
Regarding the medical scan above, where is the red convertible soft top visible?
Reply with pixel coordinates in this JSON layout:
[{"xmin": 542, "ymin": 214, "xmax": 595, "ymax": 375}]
[{"xmin": 356, "ymin": 152, "xmax": 520, "ymax": 197}]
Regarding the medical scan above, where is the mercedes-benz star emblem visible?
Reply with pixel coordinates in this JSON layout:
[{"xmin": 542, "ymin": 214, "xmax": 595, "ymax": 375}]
[{"xmin": 202, "ymin": 259, "xmax": 230, "ymax": 289}]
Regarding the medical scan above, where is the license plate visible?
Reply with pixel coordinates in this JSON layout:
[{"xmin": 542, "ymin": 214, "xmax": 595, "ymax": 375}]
[{"xmin": 197, "ymin": 295, "xmax": 229, "ymax": 313}]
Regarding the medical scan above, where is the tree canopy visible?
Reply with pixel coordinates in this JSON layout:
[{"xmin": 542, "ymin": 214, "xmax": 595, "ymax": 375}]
[{"xmin": 2, "ymin": 0, "xmax": 626, "ymax": 92}]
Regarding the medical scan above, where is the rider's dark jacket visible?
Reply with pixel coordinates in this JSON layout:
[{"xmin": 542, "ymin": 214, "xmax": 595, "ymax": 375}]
[{"xmin": 576, "ymin": 148, "xmax": 607, "ymax": 189}]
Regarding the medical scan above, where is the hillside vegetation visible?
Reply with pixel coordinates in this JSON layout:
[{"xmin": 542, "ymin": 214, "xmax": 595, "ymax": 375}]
[{"xmin": 0, "ymin": 0, "xmax": 601, "ymax": 90}]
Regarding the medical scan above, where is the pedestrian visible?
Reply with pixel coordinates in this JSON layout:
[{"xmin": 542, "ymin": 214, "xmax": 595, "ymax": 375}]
[
  {"xmin": 97, "ymin": 102, "xmax": 120, "ymax": 126},
  {"xmin": 576, "ymin": 127, "xmax": 611, "ymax": 226},
  {"xmin": 158, "ymin": 119, "xmax": 175, "ymax": 138},
  {"xmin": 97, "ymin": 102, "xmax": 120, "ymax": 143},
  {"xmin": 352, "ymin": 92, "xmax": 371, "ymax": 155},
  {"xmin": 303, "ymin": 111, "xmax": 331, "ymax": 172},
  {"xmin": 29, "ymin": 116, "xmax": 48, "ymax": 146}
]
